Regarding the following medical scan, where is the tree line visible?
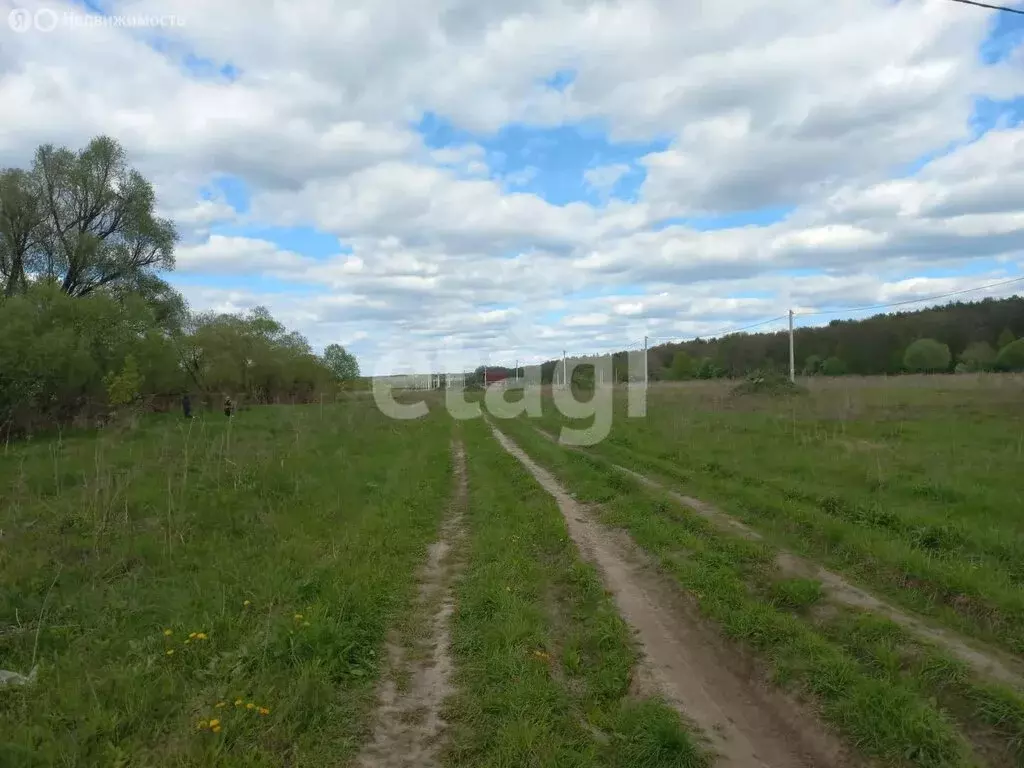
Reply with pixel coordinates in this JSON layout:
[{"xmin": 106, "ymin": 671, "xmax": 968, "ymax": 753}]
[
  {"xmin": 0, "ymin": 136, "xmax": 359, "ymax": 436},
  {"xmin": 645, "ymin": 297, "xmax": 1024, "ymax": 381},
  {"xmin": 523, "ymin": 296, "xmax": 1024, "ymax": 385}
]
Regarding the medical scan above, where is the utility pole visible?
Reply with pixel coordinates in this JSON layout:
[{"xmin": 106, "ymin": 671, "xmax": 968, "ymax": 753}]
[
  {"xmin": 788, "ymin": 309, "xmax": 795, "ymax": 383},
  {"xmin": 643, "ymin": 335, "xmax": 648, "ymax": 389}
]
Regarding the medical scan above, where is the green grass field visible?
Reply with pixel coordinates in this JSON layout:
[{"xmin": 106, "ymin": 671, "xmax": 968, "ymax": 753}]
[
  {"xmin": 494, "ymin": 376, "xmax": 1024, "ymax": 765},
  {"xmin": 3, "ymin": 377, "xmax": 1023, "ymax": 767},
  {"xmin": 523, "ymin": 377, "xmax": 1024, "ymax": 655},
  {"xmin": 1, "ymin": 404, "xmax": 453, "ymax": 766}
]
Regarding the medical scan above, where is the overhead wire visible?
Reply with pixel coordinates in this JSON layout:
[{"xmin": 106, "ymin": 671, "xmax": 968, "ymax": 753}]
[
  {"xmin": 645, "ymin": 314, "xmax": 789, "ymax": 347},
  {"xmin": 794, "ymin": 275, "xmax": 1024, "ymax": 318},
  {"xmin": 942, "ymin": 0, "xmax": 1024, "ymax": 15}
]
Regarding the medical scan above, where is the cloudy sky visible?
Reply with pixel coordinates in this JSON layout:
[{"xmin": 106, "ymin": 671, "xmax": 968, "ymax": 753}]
[{"xmin": 2, "ymin": 0, "xmax": 1023, "ymax": 374}]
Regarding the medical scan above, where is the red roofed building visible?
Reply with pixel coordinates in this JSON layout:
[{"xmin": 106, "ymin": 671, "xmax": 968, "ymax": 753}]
[{"xmin": 484, "ymin": 369, "xmax": 509, "ymax": 385}]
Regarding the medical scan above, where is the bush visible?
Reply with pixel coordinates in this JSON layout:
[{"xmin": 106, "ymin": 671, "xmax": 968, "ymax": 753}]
[
  {"xmin": 998, "ymin": 327, "xmax": 1016, "ymax": 350},
  {"xmin": 670, "ymin": 351, "xmax": 694, "ymax": 380},
  {"xmin": 958, "ymin": 341, "xmax": 996, "ymax": 372},
  {"xmin": 104, "ymin": 355, "xmax": 143, "ymax": 406},
  {"xmin": 730, "ymin": 370, "xmax": 807, "ymax": 398},
  {"xmin": 903, "ymin": 338, "xmax": 951, "ymax": 373},
  {"xmin": 802, "ymin": 354, "xmax": 823, "ymax": 375},
  {"xmin": 820, "ymin": 356, "xmax": 847, "ymax": 376},
  {"xmin": 995, "ymin": 338, "xmax": 1024, "ymax": 372},
  {"xmin": 696, "ymin": 358, "xmax": 724, "ymax": 379}
]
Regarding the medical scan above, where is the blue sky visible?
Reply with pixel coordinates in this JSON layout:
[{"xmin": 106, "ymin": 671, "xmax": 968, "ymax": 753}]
[
  {"xmin": 10, "ymin": 0, "xmax": 1022, "ymax": 370},
  {"xmin": 190, "ymin": 8, "xmax": 1022, "ymax": 253}
]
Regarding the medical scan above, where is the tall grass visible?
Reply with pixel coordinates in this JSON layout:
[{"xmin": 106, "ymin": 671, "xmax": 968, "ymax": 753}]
[
  {"xmin": 0, "ymin": 404, "xmax": 452, "ymax": 766},
  {"xmin": 527, "ymin": 380, "xmax": 1024, "ymax": 655}
]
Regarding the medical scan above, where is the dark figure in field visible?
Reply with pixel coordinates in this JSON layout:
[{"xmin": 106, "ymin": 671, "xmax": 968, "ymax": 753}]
[
  {"xmin": 182, "ymin": 393, "xmax": 192, "ymax": 418},
  {"xmin": 223, "ymin": 395, "xmax": 233, "ymax": 417}
]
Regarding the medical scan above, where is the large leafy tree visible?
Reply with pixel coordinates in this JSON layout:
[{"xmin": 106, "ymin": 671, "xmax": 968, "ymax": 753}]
[
  {"xmin": 0, "ymin": 168, "xmax": 46, "ymax": 296},
  {"xmin": 903, "ymin": 338, "xmax": 951, "ymax": 373},
  {"xmin": 323, "ymin": 343, "xmax": 360, "ymax": 381},
  {"xmin": 0, "ymin": 135, "xmax": 177, "ymax": 297},
  {"xmin": 0, "ymin": 138, "xmax": 340, "ymax": 432}
]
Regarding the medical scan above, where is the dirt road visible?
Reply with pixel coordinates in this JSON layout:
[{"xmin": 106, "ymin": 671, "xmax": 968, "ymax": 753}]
[
  {"xmin": 492, "ymin": 425, "xmax": 854, "ymax": 768},
  {"xmin": 355, "ymin": 441, "xmax": 468, "ymax": 768}
]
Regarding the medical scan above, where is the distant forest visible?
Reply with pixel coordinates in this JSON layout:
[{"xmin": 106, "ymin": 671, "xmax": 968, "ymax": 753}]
[
  {"xmin": 647, "ymin": 295, "xmax": 1024, "ymax": 379},
  {"xmin": 506, "ymin": 295, "xmax": 1024, "ymax": 384}
]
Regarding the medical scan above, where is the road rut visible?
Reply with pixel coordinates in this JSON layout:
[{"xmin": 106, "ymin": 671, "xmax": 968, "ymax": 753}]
[
  {"xmin": 493, "ymin": 425, "xmax": 853, "ymax": 768},
  {"xmin": 534, "ymin": 425, "xmax": 1024, "ymax": 692},
  {"xmin": 355, "ymin": 440, "xmax": 468, "ymax": 768}
]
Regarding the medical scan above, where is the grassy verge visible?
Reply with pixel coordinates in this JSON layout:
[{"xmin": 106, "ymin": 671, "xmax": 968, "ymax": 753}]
[
  {"xmin": 522, "ymin": 387, "xmax": 1024, "ymax": 657},
  {"xmin": 0, "ymin": 403, "xmax": 452, "ymax": 767},
  {"xmin": 495, "ymin": 416, "xmax": 1021, "ymax": 767},
  {"xmin": 811, "ymin": 608, "xmax": 1024, "ymax": 766},
  {"xmin": 443, "ymin": 419, "xmax": 708, "ymax": 768}
]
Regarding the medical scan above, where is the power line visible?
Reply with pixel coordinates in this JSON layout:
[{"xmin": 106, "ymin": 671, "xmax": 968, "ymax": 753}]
[
  {"xmin": 943, "ymin": 0, "xmax": 1024, "ymax": 15},
  {"xmin": 647, "ymin": 314, "xmax": 788, "ymax": 345},
  {"xmin": 795, "ymin": 275, "xmax": 1024, "ymax": 318},
  {"xmin": 533, "ymin": 276, "xmax": 1023, "ymax": 371}
]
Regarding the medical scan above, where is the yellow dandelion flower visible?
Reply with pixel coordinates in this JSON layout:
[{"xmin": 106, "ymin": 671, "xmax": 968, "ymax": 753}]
[
  {"xmin": 215, "ymin": 701, "xmax": 226, "ymax": 708},
  {"xmin": 209, "ymin": 719, "xmax": 220, "ymax": 728},
  {"xmin": 163, "ymin": 628, "xmax": 173, "ymax": 636},
  {"xmin": 246, "ymin": 702, "xmax": 256, "ymax": 710},
  {"xmin": 184, "ymin": 639, "xmax": 191, "ymax": 645},
  {"xmin": 234, "ymin": 699, "xmax": 243, "ymax": 707},
  {"xmin": 211, "ymin": 725, "xmax": 222, "ymax": 734},
  {"xmin": 258, "ymin": 707, "xmax": 270, "ymax": 716},
  {"xmin": 196, "ymin": 632, "xmax": 208, "ymax": 640},
  {"xmin": 243, "ymin": 600, "xmax": 251, "ymax": 607},
  {"xmin": 188, "ymin": 632, "xmax": 197, "ymax": 639},
  {"xmin": 166, "ymin": 649, "xmax": 175, "ymax": 656},
  {"xmin": 293, "ymin": 613, "xmax": 303, "ymax": 621}
]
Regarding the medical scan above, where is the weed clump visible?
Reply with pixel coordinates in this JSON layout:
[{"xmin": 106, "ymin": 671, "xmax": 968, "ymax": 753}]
[{"xmin": 730, "ymin": 371, "xmax": 807, "ymax": 398}]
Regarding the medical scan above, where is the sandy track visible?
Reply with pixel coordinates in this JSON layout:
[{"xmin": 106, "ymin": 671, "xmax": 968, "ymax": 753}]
[
  {"xmin": 355, "ymin": 441, "xmax": 468, "ymax": 768},
  {"xmin": 533, "ymin": 425, "xmax": 1024, "ymax": 693},
  {"xmin": 492, "ymin": 425, "xmax": 853, "ymax": 768}
]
